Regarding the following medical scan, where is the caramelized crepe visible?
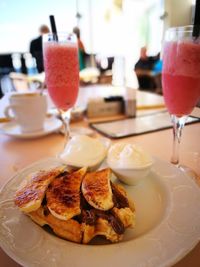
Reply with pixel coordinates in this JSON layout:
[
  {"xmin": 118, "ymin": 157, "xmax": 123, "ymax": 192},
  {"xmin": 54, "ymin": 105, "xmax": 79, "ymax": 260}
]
[
  {"xmin": 14, "ymin": 167, "xmax": 65, "ymax": 213},
  {"xmin": 46, "ymin": 167, "xmax": 87, "ymax": 221},
  {"xmin": 15, "ymin": 165, "xmax": 135, "ymax": 244},
  {"xmin": 82, "ymin": 168, "xmax": 114, "ymax": 211}
]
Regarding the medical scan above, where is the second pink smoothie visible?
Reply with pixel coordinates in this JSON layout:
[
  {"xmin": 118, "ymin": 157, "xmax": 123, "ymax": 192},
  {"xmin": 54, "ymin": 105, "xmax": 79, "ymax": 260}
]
[{"xmin": 162, "ymin": 40, "xmax": 200, "ymax": 116}]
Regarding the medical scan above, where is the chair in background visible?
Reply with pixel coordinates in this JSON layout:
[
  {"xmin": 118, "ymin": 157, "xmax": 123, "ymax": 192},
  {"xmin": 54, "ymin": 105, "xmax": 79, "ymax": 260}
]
[
  {"xmin": 0, "ymin": 72, "xmax": 31, "ymax": 97},
  {"xmin": 0, "ymin": 75, "xmax": 16, "ymax": 95},
  {"xmin": 0, "ymin": 54, "xmax": 14, "ymax": 76}
]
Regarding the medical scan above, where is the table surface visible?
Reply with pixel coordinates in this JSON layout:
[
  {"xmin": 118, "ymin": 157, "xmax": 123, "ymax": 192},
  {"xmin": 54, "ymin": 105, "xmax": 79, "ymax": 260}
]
[{"xmin": 0, "ymin": 85, "xmax": 199, "ymax": 267}]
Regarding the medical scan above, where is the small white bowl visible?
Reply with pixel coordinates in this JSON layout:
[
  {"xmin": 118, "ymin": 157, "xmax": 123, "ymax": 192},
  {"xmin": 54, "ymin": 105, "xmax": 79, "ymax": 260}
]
[
  {"xmin": 66, "ymin": 157, "xmax": 104, "ymax": 172},
  {"xmin": 110, "ymin": 162, "xmax": 153, "ymax": 186},
  {"xmin": 60, "ymin": 135, "xmax": 111, "ymax": 171},
  {"xmin": 106, "ymin": 142, "xmax": 153, "ymax": 185}
]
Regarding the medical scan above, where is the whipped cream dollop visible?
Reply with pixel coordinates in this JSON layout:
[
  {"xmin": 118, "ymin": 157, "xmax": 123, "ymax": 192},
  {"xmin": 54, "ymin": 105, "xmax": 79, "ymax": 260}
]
[
  {"xmin": 60, "ymin": 135, "xmax": 107, "ymax": 167},
  {"xmin": 107, "ymin": 143, "xmax": 153, "ymax": 169}
]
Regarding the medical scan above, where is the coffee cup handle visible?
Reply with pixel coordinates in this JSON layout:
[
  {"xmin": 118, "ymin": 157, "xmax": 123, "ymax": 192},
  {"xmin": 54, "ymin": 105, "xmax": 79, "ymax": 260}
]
[{"xmin": 4, "ymin": 105, "xmax": 16, "ymax": 120}]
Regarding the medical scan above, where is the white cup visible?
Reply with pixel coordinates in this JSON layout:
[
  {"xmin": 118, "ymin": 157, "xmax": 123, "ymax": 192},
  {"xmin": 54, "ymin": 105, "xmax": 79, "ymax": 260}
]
[{"xmin": 4, "ymin": 92, "xmax": 47, "ymax": 133}]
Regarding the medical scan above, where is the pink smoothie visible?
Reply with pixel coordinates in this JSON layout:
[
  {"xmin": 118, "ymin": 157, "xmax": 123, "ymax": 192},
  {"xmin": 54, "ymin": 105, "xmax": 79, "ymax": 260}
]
[
  {"xmin": 162, "ymin": 40, "xmax": 200, "ymax": 116},
  {"xmin": 43, "ymin": 42, "xmax": 79, "ymax": 111}
]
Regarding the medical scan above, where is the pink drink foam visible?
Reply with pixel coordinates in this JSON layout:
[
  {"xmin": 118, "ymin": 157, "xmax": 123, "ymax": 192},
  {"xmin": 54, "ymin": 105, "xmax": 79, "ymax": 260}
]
[
  {"xmin": 44, "ymin": 42, "xmax": 79, "ymax": 111},
  {"xmin": 162, "ymin": 40, "xmax": 200, "ymax": 116}
]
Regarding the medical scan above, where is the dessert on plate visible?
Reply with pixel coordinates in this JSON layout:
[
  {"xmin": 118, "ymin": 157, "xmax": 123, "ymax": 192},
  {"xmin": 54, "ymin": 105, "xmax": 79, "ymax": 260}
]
[{"xmin": 14, "ymin": 166, "xmax": 135, "ymax": 244}]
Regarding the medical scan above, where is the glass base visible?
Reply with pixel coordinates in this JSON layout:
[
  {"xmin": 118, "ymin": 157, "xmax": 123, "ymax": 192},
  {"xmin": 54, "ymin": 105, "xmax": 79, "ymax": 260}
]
[
  {"xmin": 179, "ymin": 164, "xmax": 200, "ymax": 188},
  {"xmin": 179, "ymin": 164, "xmax": 199, "ymax": 180},
  {"xmin": 178, "ymin": 151, "xmax": 200, "ymax": 185}
]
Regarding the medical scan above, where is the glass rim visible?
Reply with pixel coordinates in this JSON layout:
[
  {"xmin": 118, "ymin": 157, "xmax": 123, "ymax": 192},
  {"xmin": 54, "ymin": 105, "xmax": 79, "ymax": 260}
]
[
  {"xmin": 43, "ymin": 32, "xmax": 76, "ymax": 37},
  {"xmin": 43, "ymin": 32, "xmax": 77, "ymax": 42}
]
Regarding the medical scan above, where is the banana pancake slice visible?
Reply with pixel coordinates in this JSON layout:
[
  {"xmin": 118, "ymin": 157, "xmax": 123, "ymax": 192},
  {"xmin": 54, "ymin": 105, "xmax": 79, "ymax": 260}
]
[
  {"xmin": 14, "ymin": 166, "xmax": 65, "ymax": 213},
  {"xmin": 46, "ymin": 167, "xmax": 87, "ymax": 221},
  {"xmin": 46, "ymin": 213, "xmax": 82, "ymax": 243},
  {"xmin": 82, "ymin": 218, "xmax": 123, "ymax": 244},
  {"xmin": 29, "ymin": 206, "xmax": 82, "ymax": 243},
  {"xmin": 28, "ymin": 206, "xmax": 48, "ymax": 226},
  {"xmin": 82, "ymin": 207, "xmax": 135, "ymax": 244},
  {"xmin": 81, "ymin": 183, "xmax": 135, "ymax": 244},
  {"xmin": 15, "ymin": 166, "xmax": 136, "ymax": 244},
  {"xmin": 81, "ymin": 168, "xmax": 114, "ymax": 211}
]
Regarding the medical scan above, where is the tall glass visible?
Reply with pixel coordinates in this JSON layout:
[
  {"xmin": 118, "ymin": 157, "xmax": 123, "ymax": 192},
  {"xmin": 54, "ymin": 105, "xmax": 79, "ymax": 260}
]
[
  {"xmin": 162, "ymin": 25, "xmax": 200, "ymax": 166},
  {"xmin": 43, "ymin": 32, "xmax": 79, "ymax": 152}
]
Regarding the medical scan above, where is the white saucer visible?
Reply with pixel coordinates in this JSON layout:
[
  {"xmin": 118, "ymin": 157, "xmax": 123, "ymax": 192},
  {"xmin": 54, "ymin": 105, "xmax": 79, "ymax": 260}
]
[{"xmin": 0, "ymin": 117, "xmax": 62, "ymax": 139}]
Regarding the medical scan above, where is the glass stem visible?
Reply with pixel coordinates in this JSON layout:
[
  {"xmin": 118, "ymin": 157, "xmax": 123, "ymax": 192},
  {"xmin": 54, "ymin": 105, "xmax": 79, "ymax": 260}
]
[
  {"xmin": 59, "ymin": 109, "xmax": 71, "ymax": 151},
  {"xmin": 170, "ymin": 115, "xmax": 188, "ymax": 165}
]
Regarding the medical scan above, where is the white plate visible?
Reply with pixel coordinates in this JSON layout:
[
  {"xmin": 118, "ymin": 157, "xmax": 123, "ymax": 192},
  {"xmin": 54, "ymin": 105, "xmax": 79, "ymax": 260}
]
[
  {"xmin": 0, "ymin": 157, "xmax": 200, "ymax": 267},
  {"xmin": 0, "ymin": 117, "xmax": 62, "ymax": 139}
]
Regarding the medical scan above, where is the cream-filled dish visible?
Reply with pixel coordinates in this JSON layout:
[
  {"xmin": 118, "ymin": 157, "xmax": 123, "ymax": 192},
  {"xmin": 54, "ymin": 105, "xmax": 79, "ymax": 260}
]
[
  {"xmin": 60, "ymin": 135, "xmax": 107, "ymax": 170},
  {"xmin": 107, "ymin": 143, "xmax": 153, "ymax": 169},
  {"xmin": 107, "ymin": 143, "xmax": 153, "ymax": 185}
]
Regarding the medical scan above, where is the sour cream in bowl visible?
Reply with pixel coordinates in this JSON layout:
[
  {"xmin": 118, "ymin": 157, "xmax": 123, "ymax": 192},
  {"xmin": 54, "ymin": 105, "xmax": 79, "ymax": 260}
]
[
  {"xmin": 60, "ymin": 135, "xmax": 109, "ymax": 171},
  {"xmin": 107, "ymin": 142, "xmax": 153, "ymax": 185}
]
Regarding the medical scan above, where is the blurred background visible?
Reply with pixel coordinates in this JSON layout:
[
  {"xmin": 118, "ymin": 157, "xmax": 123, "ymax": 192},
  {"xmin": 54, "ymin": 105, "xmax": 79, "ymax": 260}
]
[{"xmin": 0, "ymin": 0, "xmax": 196, "ymax": 96}]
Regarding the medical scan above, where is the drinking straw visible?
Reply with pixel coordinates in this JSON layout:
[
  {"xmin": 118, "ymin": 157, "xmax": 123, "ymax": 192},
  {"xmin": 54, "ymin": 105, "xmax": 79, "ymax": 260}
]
[
  {"xmin": 192, "ymin": 0, "xmax": 200, "ymax": 38},
  {"xmin": 49, "ymin": 15, "xmax": 58, "ymax": 41}
]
